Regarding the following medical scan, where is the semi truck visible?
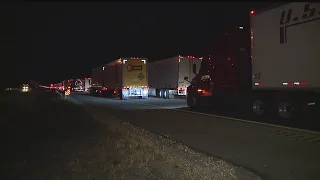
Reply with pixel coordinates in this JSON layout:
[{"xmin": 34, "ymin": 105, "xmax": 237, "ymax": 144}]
[
  {"xmin": 90, "ymin": 67, "xmax": 104, "ymax": 96},
  {"xmin": 62, "ymin": 80, "xmax": 71, "ymax": 91},
  {"xmin": 74, "ymin": 79, "xmax": 84, "ymax": 92},
  {"xmin": 148, "ymin": 55, "xmax": 202, "ymax": 99},
  {"xmin": 90, "ymin": 57, "xmax": 148, "ymax": 99},
  {"xmin": 82, "ymin": 78, "xmax": 91, "ymax": 92},
  {"xmin": 69, "ymin": 79, "xmax": 76, "ymax": 91},
  {"xmin": 186, "ymin": 2, "xmax": 320, "ymax": 119}
]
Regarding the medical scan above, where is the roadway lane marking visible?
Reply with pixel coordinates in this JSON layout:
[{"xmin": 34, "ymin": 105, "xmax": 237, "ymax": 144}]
[{"xmin": 125, "ymin": 100, "xmax": 320, "ymax": 136}]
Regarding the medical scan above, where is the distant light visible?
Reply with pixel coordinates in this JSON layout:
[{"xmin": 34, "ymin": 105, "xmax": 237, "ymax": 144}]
[
  {"xmin": 102, "ymin": 66, "xmax": 105, "ymax": 70},
  {"xmin": 250, "ymin": 10, "xmax": 255, "ymax": 14},
  {"xmin": 239, "ymin": 26, "xmax": 244, "ymax": 29}
]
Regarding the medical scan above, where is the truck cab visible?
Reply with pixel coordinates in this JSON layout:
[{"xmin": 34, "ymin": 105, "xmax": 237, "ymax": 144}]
[{"xmin": 186, "ymin": 26, "xmax": 251, "ymax": 109}]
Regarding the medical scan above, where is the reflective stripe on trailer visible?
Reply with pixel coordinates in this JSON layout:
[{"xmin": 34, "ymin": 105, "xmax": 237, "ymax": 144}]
[
  {"xmin": 254, "ymin": 82, "xmax": 308, "ymax": 87},
  {"xmin": 283, "ymin": 82, "xmax": 308, "ymax": 86}
]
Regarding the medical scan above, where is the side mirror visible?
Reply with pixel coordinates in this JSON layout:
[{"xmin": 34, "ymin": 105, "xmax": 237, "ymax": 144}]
[
  {"xmin": 192, "ymin": 64, "xmax": 197, "ymax": 75},
  {"xmin": 184, "ymin": 76, "xmax": 191, "ymax": 83}
]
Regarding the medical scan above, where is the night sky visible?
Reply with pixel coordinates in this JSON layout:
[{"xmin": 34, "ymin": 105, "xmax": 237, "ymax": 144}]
[{"xmin": 1, "ymin": 2, "xmax": 271, "ymax": 87}]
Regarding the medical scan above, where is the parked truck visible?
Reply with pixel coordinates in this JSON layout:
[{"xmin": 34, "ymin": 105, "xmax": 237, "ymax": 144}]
[
  {"xmin": 74, "ymin": 79, "xmax": 84, "ymax": 92},
  {"xmin": 148, "ymin": 55, "xmax": 202, "ymax": 99},
  {"xmin": 90, "ymin": 57, "xmax": 148, "ymax": 99},
  {"xmin": 62, "ymin": 80, "xmax": 71, "ymax": 91},
  {"xmin": 186, "ymin": 2, "xmax": 320, "ymax": 119},
  {"xmin": 90, "ymin": 67, "xmax": 104, "ymax": 96},
  {"xmin": 82, "ymin": 78, "xmax": 92, "ymax": 92}
]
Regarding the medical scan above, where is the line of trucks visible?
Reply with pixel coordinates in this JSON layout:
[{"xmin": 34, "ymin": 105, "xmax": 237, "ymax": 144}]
[
  {"xmin": 56, "ymin": 3, "xmax": 320, "ymax": 119},
  {"xmin": 89, "ymin": 56, "xmax": 202, "ymax": 100},
  {"xmin": 52, "ymin": 78, "xmax": 92, "ymax": 92}
]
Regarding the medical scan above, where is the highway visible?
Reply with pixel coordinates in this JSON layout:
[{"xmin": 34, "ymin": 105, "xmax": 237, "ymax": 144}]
[{"xmin": 70, "ymin": 92, "xmax": 320, "ymax": 180}]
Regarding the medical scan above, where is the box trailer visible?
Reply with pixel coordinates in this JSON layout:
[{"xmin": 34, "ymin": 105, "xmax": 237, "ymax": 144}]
[
  {"xmin": 91, "ymin": 57, "xmax": 148, "ymax": 99},
  {"xmin": 148, "ymin": 55, "xmax": 202, "ymax": 99},
  {"xmin": 186, "ymin": 2, "xmax": 320, "ymax": 119}
]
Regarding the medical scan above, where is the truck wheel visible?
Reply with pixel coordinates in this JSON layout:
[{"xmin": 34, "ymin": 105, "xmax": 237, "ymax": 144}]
[
  {"xmin": 119, "ymin": 90, "xmax": 123, "ymax": 100},
  {"xmin": 252, "ymin": 99, "xmax": 266, "ymax": 116},
  {"xmin": 159, "ymin": 89, "xmax": 164, "ymax": 98},
  {"xmin": 119, "ymin": 89, "xmax": 125, "ymax": 100},
  {"xmin": 277, "ymin": 101, "xmax": 298, "ymax": 119},
  {"xmin": 164, "ymin": 89, "xmax": 170, "ymax": 99},
  {"xmin": 187, "ymin": 94, "xmax": 197, "ymax": 109}
]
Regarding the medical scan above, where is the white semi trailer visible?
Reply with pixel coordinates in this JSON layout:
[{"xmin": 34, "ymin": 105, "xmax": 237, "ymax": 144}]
[
  {"xmin": 148, "ymin": 55, "xmax": 202, "ymax": 99},
  {"xmin": 186, "ymin": 2, "xmax": 320, "ymax": 119}
]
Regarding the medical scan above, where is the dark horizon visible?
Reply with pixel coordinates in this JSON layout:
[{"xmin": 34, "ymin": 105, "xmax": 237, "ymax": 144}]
[{"xmin": 0, "ymin": 2, "xmax": 271, "ymax": 87}]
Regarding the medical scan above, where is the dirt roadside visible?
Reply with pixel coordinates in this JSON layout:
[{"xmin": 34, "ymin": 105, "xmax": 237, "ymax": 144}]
[
  {"xmin": 63, "ymin": 95, "xmax": 262, "ymax": 180},
  {"xmin": 1, "ymin": 90, "xmax": 262, "ymax": 180}
]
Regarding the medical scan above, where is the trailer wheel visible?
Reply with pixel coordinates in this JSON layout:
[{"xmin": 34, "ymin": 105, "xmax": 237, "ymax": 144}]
[
  {"xmin": 119, "ymin": 90, "xmax": 123, "ymax": 100},
  {"xmin": 164, "ymin": 89, "xmax": 170, "ymax": 99},
  {"xmin": 277, "ymin": 101, "xmax": 297, "ymax": 119},
  {"xmin": 162, "ymin": 89, "xmax": 168, "ymax": 99},
  {"xmin": 159, "ymin": 89, "xmax": 164, "ymax": 98}
]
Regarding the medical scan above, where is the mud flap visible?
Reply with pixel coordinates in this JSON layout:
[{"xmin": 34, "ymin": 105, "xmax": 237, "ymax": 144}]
[{"xmin": 121, "ymin": 89, "xmax": 129, "ymax": 100}]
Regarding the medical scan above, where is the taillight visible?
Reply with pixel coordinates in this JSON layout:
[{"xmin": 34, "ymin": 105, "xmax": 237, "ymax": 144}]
[{"xmin": 113, "ymin": 90, "xmax": 117, "ymax": 94}]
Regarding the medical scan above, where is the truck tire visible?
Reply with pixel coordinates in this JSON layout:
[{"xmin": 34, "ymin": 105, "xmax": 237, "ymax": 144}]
[
  {"xmin": 187, "ymin": 94, "xmax": 198, "ymax": 109},
  {"xmin": 159, "ymin": 89, "xmax": 164, "ymax": 98},
  {"xmin": 276, "ymin": 99, "xmax": 303, "ymax": 120},
  {"xmin": 164, "ymin": 89, "xmax": 169, "ymax": 99},
  {"xmin": 252, "ymin": 99, "xmax": 266, "ymax": 117},
  {"xmin": 277, "ymin": 101, "xmax": 296, "ymax": 119}
]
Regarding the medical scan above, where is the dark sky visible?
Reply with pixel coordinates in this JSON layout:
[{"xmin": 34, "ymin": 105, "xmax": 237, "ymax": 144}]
[{"xmin": 1, "ymin": 2, "xmax": 271, "ymax": 87}]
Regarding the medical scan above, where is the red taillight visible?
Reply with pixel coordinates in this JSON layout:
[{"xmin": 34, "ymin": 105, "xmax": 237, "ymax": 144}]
[
  {"xmin": 250, "ymin": 10, "xmax": 255, "ymax": 15},
  {"xmin": 113, "ymin": 90, "xmax": 117, "ymax": 94},
  {"xmin": 102, "ymin": 87, "xmax": 108, "ymax": 91}
]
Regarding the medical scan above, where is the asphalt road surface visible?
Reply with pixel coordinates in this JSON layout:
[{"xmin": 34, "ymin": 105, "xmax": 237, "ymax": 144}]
[{"xmin": 70, "ymin": 92, "xmax": 320, "ymax": 180}]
